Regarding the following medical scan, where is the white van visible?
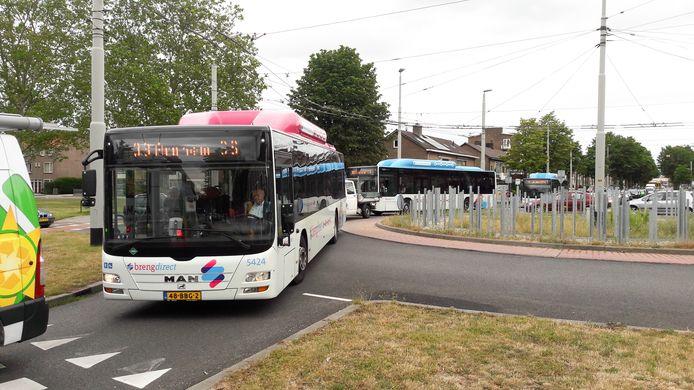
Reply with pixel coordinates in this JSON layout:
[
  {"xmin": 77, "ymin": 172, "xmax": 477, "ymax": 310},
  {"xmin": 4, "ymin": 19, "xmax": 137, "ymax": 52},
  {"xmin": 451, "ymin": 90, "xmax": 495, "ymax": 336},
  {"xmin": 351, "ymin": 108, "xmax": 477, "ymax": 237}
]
[
  {"xmin": 0, "ymin": 116, "xmax": 49, "ymax": 345},
  {"xmin": 345, "ymin": 179, "xmax": 359, "ymax": 216}
]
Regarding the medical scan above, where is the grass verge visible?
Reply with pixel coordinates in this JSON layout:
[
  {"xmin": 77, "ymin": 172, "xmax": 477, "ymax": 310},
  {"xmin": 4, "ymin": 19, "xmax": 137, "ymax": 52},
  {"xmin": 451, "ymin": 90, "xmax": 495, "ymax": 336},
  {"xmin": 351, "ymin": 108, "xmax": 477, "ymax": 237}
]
[
  {"xmin": 36, "ymin": 196, "xmax": 89, "ymax": 220},
  {"xmin": 215, "ymin": 302, "xmax": 693, "ymax": 389},
  {"xmin": 41, "ymin": 230, "xmax": 102, "ymax": 297},
  {"xmin": 384, "ymin": 214, "xmax": 694, "ymax": 250}
]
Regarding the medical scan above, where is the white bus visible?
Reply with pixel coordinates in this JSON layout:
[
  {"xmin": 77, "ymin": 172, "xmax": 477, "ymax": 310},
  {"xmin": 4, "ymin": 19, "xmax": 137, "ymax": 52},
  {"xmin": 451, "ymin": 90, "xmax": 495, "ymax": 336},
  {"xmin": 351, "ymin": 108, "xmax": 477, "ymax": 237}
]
[
  {"xmin": 347, "ymin": 159, "xmax": 496, "ymax": 214},
  {"xmin": 82, "ymin": 110, "xmax": 345, "ymax": 301}
]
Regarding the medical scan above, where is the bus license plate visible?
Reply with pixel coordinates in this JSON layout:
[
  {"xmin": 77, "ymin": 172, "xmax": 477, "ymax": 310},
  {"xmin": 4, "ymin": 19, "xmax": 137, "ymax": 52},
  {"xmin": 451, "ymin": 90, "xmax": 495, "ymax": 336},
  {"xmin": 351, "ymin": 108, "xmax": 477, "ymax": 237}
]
[{"xmin": 164, "ymin": 291, "xmax": 201, "ymax": 301}]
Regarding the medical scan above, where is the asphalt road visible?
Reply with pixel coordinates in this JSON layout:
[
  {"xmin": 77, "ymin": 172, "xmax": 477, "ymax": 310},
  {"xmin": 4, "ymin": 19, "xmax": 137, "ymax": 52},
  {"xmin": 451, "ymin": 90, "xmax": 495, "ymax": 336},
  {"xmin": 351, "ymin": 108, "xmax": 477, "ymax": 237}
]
[{"xmin": 1, "ymin": 230, "xmax": 692, "ymax": 389}]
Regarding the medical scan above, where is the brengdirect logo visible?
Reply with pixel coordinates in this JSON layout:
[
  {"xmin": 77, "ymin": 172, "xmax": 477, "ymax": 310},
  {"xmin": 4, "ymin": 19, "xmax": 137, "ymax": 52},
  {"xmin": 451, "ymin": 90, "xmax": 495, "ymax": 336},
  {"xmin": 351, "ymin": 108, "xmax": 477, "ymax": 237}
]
[
  {"xmin": 201, "ymin": 260, "xmax": 224, "ymax": 288},
  {"xmin": 126, "ymin": 263, "xmax": 177, "ymax": 273}
]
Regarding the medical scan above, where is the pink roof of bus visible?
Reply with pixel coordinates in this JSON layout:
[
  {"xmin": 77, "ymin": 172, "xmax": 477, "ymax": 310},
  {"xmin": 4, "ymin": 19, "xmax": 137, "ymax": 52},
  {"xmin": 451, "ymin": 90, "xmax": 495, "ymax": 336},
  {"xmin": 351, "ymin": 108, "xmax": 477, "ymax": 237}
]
[{"xmin": 178, "ymin": 110, "xmax": 334, "ymax": 149}]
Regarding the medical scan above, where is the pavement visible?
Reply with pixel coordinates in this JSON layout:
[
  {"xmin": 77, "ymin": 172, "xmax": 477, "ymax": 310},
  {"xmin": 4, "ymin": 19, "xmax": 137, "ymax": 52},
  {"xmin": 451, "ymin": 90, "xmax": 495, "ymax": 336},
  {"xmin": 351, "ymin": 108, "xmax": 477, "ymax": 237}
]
[{"xmin": 341, "ymin": 216, "xmax": 694, "ymax": 265}]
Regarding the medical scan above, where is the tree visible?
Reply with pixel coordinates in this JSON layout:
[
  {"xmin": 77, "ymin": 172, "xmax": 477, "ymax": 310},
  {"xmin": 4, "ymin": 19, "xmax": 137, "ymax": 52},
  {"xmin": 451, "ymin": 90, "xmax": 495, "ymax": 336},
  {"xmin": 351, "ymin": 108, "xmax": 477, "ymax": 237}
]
[
  {"xmin": 672, "ymin": 165, "xmax": 692, "ymax": 189},
  {"xmin": 105, "ymin": 0, "xmax": 264, "ymax": 127},
  {"xmin": 501, "ymin": 112, "xmax": 581, "ymax": 175},
  {"xmin": 287, "ymin": 46, "xmax": 389, "ymax": 167},
  {"xmin": 578, "ymin": 132, "xmax": 658, "ymax": 188},
  {"xmin": 1, "ymin": 0, "xmax": 264, "ymax": 159},
  {"xmin": 657, "ymin": 145, "xmax": 694, "ymax": 180},
  {"xmin": 0, "ymin": 0, "xmax": 92, "ymax": 160}
]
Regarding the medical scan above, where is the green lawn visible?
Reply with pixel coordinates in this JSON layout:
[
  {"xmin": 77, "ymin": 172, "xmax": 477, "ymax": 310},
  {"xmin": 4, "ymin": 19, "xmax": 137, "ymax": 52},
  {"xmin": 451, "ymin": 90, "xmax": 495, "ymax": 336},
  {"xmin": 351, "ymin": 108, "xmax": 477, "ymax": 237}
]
[
  {"xmin": 41, "ymin": 230, "xmax": 102, "ymax": 297},
  {"xmin": 36, "ymin": 196, "xmax": 89, "ymax": 220}
]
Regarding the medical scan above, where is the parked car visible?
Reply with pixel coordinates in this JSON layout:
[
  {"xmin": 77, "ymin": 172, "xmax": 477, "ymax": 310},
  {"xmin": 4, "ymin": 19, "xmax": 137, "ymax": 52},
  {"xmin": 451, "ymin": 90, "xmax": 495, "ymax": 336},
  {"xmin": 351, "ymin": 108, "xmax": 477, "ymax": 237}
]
[
  {"xmin": 524, "ymin": 191, "xmax": 593, "ymax": 212},
  {"xmin": 629, "ymin": 191, "xmax": 693, "ymax": 213},
  {"xmin": 38, "ymin": 208, "xmax": 55, "ymax": 228}
]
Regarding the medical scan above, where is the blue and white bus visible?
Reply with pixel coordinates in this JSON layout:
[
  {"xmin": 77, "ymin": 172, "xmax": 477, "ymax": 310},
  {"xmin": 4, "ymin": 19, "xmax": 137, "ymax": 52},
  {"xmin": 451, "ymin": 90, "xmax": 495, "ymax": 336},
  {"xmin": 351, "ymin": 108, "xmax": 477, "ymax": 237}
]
[
  {"xmin": 347, "ymin": 159, "xmax": 496, "ymax": 214},
  {"xmin": 520, "ymin": 172, "xmax": 567, "ymax": 198},
  {"xmin": 82, "ymin": 110, "xmax": 345, "ymax": 301}
]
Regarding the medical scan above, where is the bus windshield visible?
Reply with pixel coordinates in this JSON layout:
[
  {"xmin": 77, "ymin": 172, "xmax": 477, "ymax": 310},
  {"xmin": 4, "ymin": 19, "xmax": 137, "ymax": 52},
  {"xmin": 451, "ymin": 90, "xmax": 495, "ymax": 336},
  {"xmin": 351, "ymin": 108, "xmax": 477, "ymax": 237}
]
[{"xmin": 103, "ymin": 129, "xmax": 274, "ymax": 258}]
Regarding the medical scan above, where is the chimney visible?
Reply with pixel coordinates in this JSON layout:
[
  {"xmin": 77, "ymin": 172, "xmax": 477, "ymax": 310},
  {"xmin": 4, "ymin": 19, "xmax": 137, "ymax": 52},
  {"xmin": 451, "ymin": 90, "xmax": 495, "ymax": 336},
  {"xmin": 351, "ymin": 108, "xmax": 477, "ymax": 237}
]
[{"xmin": 413, "ymin": 123, "xmax": 423, "ymax": 137}]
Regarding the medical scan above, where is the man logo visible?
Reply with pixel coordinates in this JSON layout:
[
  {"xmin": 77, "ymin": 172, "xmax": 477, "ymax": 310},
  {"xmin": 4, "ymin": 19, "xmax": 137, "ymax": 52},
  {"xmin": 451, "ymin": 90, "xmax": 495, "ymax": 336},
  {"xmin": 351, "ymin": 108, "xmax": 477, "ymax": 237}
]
[{"xmin": 164, "ymin": 275, "xmax": 199, "ymax": 283}]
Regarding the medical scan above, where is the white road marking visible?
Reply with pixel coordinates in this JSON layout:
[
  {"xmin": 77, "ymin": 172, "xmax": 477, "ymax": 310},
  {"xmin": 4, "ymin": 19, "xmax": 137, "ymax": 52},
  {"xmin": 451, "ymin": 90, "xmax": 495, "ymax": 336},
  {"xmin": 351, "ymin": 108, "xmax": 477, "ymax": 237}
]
[
  {"xmin": 31, "ymin": 337, "xmax": 81, "ymax": 351},
  {"xmin": 66, "ymin": 352, "xmax": 120, "ymax": 369},
  {"xmin": 303, "ymin": 293, "xmax": 352, "ymax": 302},
  {"xmin": 0, "ymin": 363, "xmax": 5, "ymax": 369},
  {"xmin": 47, "ymin": 324, "xmax": 53, "ymax": 327},
  {"xmin": 0, "ymin": 378, "xmax": 47, "ymax": 390},
  {"xmin": 113, "ymin": 368, "xmax": 171, "ymax": 389}
]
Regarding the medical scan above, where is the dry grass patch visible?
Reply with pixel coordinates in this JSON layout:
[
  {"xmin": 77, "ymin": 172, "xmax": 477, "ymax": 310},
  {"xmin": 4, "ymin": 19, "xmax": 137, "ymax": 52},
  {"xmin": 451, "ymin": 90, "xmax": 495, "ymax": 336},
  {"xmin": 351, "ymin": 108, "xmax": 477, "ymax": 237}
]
[
  {"xmin": 215, "ymin": 303, "xmax": 693, "ymax": 390},
  {"xmin": 41, "ymin": 230, "xmax": 102, "ymax": 296}
]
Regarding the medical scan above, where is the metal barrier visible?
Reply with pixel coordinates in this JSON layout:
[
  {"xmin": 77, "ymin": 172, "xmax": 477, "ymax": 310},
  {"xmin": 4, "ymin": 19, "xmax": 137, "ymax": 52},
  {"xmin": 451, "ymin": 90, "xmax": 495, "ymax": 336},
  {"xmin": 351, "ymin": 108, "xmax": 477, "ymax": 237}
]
[{"xmin": 408, "ymin": 187, "xmax": 692, "ymax": 245}]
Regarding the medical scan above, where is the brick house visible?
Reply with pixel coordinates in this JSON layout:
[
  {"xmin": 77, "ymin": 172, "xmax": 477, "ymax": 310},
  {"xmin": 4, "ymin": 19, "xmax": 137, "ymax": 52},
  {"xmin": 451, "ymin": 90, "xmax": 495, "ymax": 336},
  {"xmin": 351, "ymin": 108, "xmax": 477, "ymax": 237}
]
[
  {"xmin": 384, "ymin": 124, "xmax": 478, "ymax": 166},
  {"xmin": 26, "ymin": 147, "xmax": 87, "ymax": 194},
  {"xmin": 461, "ymin": 127, "xmax": 513, "ymax": 176}
]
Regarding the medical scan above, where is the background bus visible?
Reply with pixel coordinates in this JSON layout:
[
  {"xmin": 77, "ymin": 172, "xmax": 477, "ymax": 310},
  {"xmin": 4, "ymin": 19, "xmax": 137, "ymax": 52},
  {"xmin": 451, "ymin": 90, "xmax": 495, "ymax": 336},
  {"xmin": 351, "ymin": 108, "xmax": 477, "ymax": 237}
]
[
  {"xmin": 83, "ymin": 110, "xmax": 345, "ymax": 301},
  {"xmin": 347, "ymin": 159, "xmax": 496, "ymax": 214},
  {"xmin": 520, "ymin": 172, "xmax": 567, "ymax": 197}
]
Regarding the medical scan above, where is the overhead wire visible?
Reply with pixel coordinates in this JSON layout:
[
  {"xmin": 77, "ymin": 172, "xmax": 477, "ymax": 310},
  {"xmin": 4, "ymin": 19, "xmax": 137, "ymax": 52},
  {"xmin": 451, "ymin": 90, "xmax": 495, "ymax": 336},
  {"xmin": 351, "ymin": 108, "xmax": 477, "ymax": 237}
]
[
  {"xmin": 258, "ymin": 0, "xmax": 471, "ymax": 37},
  {"xmin": 405, "ymin": 30, "xmax": 595, "ymax": 97},
  {"xmin": 610, "ymin": 31, "xmax": 694, "ymax": 62}
]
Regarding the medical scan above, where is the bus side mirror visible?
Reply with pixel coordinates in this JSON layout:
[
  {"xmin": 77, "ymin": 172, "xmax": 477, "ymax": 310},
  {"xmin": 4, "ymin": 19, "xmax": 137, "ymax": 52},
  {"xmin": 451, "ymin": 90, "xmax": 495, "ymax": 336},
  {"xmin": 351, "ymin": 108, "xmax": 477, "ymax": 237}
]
[
  {"xmin": 83, "ymin": 170, "xmax": 96, "ymax": 196},
  {"xmin": 81, "ymin": 170, "xmax": 97, "ymax": 208}
]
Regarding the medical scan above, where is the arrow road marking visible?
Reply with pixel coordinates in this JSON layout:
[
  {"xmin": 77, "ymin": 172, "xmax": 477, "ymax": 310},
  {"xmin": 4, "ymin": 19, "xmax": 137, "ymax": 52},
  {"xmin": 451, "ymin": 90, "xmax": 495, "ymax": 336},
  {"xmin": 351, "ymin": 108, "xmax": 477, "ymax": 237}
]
[
  {"xmin": 66, "ymin": 352, "xmax": 120, "ymax": 369},
  {"xmin": 0, "ymin": 378, "xmax": 47, "ymax": 390},
  {"xmin": 31, "ymin": 337, "xmax": 81, "ymax": 351},
  {"xmin": 113, "ymin": 368, "xmax": 171, "ymax": 389},
  {"xmin": 303, "ymin": 293, "xmax": 352, "ymax": 302}
]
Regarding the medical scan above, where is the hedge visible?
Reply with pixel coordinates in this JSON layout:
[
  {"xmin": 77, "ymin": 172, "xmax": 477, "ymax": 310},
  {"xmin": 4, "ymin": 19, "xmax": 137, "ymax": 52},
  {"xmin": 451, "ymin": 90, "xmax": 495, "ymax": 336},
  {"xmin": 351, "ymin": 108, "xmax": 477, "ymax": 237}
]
[{"xmin": 44, "ymin": 177, "xmax": 82, "ymax": 194}]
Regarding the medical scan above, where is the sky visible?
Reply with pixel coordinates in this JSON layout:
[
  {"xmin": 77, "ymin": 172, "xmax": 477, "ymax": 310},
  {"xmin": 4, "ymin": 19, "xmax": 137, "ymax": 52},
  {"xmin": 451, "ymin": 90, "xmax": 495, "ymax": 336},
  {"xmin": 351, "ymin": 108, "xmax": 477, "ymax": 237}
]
[{"xmin": 232, "ymin": 0, "xmax": 694, "ymax": 160}]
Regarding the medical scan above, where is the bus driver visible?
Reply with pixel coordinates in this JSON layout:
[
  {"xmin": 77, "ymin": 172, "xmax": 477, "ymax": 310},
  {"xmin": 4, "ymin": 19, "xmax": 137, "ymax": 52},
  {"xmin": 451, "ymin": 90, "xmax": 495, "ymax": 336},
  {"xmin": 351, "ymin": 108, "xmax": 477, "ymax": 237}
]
[{"xmin": 246, "ymin": 187, "xmax": 270, "ymax": 219}]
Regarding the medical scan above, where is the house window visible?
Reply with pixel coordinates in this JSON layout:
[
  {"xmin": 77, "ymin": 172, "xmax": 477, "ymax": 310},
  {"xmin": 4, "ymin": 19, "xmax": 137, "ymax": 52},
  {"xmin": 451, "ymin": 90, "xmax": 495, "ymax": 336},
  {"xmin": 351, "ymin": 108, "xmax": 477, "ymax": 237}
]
[
  {"xmin": 502, "ymin": 138, "xmax": 511, "ymax": 150},
  {"xmin": 27, "ymin": 163, "xmax": 32, "ymax": 173},
  {"xmin": 43, "ymin": 162, "xmax": 53, "ymax": 174},
  {"xmin": 439, "ymin": 157, "xmax": 449, "ymax": 161},
  {"xmin": 393, "ymin": 139, "xmax": 398, "ymax": 149},
  {"xmin": 39, "ymin": 150, "xmax": 46, "ymax": 157}
]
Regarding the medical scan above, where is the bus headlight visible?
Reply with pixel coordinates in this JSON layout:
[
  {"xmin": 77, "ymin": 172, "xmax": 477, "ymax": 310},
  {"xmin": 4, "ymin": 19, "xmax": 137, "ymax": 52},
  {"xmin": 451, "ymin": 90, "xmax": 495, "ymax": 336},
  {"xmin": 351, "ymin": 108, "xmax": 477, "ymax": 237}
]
[
  {"xmin": 103, "ymin": 273, "xmax": 121, "ymax": 283},
  {"xmin": 245, "ymin": 271, "xmax": 271, "ymax": 282}
]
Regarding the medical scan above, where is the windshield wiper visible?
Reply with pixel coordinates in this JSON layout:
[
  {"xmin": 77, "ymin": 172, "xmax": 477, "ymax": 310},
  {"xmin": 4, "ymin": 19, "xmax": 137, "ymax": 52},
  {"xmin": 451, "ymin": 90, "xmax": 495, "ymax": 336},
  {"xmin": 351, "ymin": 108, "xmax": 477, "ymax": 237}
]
[
  {"xmin": 179, "ymin": 228, "xmax": 251, "ymax": 249},
  {"xmin": 110, "ymin": 235, "xmax": 177, "ymax": 251}
]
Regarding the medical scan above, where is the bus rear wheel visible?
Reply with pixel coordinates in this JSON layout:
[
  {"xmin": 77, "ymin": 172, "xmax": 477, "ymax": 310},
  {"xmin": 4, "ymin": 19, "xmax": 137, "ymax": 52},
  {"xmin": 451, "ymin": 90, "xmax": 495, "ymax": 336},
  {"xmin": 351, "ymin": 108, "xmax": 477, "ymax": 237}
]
[{"xmin": 292, "ymin": 235, "xmax": 308, "ymax": 285}]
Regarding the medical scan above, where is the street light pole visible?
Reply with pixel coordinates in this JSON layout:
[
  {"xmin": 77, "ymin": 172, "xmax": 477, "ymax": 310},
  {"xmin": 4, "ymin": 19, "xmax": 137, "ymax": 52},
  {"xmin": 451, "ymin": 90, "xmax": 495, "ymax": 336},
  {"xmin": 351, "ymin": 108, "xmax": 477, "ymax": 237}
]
[
  {"xmin": 546, "ymin": 123, "xmax": 550, "ymax": 172},
  {"xmin": 481, "ymin": 89, "xmax": 491, "ymax": 169},
  {"xmin": 397, "ymin": 68, "xmax": 405, "ymax": 159}
]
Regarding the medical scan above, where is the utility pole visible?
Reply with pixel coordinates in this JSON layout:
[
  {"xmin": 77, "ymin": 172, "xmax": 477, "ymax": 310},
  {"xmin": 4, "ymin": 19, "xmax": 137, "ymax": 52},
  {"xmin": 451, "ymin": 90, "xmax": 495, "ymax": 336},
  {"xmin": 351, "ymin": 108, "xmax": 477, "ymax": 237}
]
[
  {"xmin": 211, "ymin": 64, "xmax": 218, "ymax": 111},
  {"xmin": 546, "ymin": 123, "xmax": 550, "ymax": 172},
  {"xmin": 89, "ymin": 0, "xmax": 105, "ymax": 245},
  {"xmin": 481, "ymin": 89, "xmax": 491, "ymax": 169},
  {"xmin": 595, "ymin": 0, "xmax": 607, "ymax": 193},
  {"xmin": 397, "ymin": 68, "xmax": 405, "ymax": 159}
]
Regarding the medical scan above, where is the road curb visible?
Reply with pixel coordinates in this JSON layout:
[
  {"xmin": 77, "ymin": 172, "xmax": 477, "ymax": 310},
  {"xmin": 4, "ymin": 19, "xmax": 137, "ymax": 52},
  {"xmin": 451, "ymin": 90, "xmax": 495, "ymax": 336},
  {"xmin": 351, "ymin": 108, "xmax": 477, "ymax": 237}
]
[
  {"xmin": 376, "ymin": 222, "xmax": 694, "ymax": 256},
  {"xmin": 187, "ymin": 304, "xmax": 360, "ymax": 390},
  {"xmin": 187, "ymin": 299, "xmax": 692, "ymax": 390},
  {"xmin": 46, "ymin": 282, "xmax": 102, "ymax": 306}
]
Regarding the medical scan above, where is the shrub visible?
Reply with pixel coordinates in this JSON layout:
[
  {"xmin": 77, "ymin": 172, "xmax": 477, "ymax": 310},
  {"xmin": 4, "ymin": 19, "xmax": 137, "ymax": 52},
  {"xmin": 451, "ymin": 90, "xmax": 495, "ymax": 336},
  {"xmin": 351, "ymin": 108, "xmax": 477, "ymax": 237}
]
[{"xmin": 44, "ymin": 177, "xmax": 82, "ymax": 194}]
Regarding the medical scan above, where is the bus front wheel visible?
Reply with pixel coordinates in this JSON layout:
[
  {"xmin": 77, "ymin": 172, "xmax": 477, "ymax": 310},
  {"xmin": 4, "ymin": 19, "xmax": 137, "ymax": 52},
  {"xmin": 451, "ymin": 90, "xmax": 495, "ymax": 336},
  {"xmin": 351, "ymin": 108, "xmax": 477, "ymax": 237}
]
[
  {"xmin": 329, "ymin": 213, "xmax": 338, "ymax": 244},
  {"xmin": 292, "ymin": 235, "xmax": 308, "ymax": 285}
]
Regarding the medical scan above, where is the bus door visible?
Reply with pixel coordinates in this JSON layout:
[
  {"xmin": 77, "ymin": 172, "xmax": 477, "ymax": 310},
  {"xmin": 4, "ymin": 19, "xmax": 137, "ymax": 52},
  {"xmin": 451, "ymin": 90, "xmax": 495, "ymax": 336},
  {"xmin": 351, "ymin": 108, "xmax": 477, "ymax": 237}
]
[{"xmin": 274, "ymin": 150, "xmax": 298, "ymax": 285}]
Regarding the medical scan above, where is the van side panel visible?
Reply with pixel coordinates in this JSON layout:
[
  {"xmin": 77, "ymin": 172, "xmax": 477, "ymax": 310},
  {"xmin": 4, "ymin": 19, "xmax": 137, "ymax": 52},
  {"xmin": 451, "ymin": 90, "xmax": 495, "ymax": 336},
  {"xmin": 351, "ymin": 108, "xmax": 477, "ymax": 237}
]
[{"xmin": 0, "ymin": 135, "xmax": 48, "ymax": 345}]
